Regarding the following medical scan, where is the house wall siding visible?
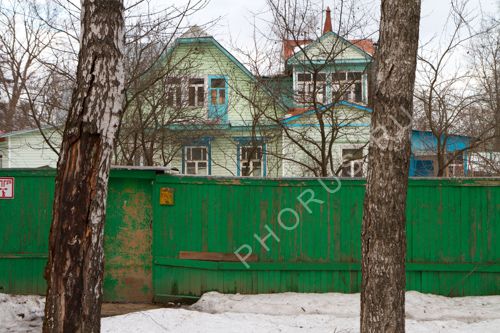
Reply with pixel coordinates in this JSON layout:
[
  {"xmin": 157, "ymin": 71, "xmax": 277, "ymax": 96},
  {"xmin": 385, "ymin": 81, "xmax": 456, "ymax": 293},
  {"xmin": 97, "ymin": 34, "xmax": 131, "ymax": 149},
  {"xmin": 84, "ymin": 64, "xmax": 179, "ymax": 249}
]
[
  {"xmin": 167, "ymin": 42, "xmax": 264, "ymax": 126},
  {"xmin": 0, "ymin": 131, "xmax": 60, "ymax": 168}
]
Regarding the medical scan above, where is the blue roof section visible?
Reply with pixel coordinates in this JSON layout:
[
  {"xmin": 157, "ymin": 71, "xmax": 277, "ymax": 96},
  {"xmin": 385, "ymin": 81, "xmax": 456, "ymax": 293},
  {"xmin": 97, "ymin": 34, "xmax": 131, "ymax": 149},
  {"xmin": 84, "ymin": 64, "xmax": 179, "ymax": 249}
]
[
  {"xmin": 286, "ymin": 31, "xmax": 373, "ymax": 66},
  {"xmin": 411, "ymin": 130, "xmax": 473, "ymax": 153},
  {"xmin": 282, "ymin": 100, "xmax": 372, "ymax": 124}
]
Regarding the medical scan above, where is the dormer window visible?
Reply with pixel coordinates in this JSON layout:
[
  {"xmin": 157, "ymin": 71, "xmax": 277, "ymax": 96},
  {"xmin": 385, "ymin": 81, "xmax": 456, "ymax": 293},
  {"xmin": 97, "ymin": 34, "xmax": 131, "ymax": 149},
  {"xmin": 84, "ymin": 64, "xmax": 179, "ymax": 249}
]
[
  {"xmin": 297, "ymin": 72, "xmax": 327, "ymax": 105},
  {"xmin": 331, "ymin": 71, "xmax": 363, "ymax": 103}
]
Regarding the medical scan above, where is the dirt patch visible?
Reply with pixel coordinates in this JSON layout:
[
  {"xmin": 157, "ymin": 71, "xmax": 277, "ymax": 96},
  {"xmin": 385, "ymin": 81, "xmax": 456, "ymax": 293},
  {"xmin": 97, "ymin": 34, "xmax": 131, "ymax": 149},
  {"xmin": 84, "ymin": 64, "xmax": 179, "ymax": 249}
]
[{"xmin": 101, "ymin": 303, "xmax": 163, "ymax": 317}]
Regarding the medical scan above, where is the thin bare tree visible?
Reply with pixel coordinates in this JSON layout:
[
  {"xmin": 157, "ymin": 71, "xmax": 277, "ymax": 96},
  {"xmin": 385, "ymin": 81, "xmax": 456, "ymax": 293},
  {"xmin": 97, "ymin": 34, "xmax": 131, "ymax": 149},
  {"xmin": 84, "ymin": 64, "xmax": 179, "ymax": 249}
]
[
  {"xmin": 0, "ymin": 0, "xmax": 58, "ymax": 131},
  {"xmin": 414, "ymin": 0, "xmax": 496, "ymax": 177}
]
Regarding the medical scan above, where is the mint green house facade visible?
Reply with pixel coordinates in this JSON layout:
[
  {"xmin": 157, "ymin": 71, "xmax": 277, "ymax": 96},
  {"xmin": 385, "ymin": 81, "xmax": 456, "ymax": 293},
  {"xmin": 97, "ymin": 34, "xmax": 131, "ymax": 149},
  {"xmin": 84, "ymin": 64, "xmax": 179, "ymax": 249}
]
[
  {"xmin": 157, "ymin": 28, "xmax": 284, "ymax": 177},
  {"xmin": 0, "ymin": 21, "xmax": 375, "ymax": 177},
  {"xmin": 156, "ymin": 23, "xmax": 374, "ymax": 178}
]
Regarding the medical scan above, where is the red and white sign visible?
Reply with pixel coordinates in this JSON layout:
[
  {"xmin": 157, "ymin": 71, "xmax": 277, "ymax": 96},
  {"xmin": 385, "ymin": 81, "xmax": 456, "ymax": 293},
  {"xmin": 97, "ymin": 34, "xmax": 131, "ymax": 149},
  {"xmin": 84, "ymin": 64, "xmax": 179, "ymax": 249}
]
[{"xmin": 0, "ymin": 177, "xmax": 14, "ymax": 199}]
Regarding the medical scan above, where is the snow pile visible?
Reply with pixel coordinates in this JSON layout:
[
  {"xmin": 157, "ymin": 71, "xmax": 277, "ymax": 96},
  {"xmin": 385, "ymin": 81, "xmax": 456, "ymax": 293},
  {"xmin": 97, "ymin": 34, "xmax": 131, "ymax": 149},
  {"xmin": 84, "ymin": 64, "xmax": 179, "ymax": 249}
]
[
  {"xmin": 1, "ymin": 291, "xmax": 500, "ymax": 332},
  {"xmin": 101, "ymin": 291, "xmax": 500, "ymax": 333},
  {"xmin": 0, "ymin": 293, "xmax": 45, "ymax": 332}
]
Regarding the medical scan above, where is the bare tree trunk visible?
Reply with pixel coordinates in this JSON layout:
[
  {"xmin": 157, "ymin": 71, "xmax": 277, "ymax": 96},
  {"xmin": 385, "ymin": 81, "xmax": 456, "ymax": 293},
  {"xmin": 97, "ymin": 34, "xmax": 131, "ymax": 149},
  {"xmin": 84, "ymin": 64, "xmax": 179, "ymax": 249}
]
[
  {"xmin": 43, "ymin": 1, "xmax": 124, "ymax": 332},
  {"xmin": 361, "ymin": 0, "xmax": 421, "ymax": 332}
]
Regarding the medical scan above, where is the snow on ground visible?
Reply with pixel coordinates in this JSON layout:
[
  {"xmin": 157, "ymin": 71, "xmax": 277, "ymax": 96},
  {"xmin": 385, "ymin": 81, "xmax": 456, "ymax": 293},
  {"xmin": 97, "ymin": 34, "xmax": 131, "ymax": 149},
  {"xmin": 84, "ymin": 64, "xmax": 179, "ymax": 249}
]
[
  {"xmin": 1, "ymin": 291, "xmax": 500, "ymax": 332},
  {"xmin": 0, "ymin": 293, "xmax": 45, "ymax": 332},
  {"xmin": 102, "ymin": 291, "xmax": 500, "ymax": 333}
]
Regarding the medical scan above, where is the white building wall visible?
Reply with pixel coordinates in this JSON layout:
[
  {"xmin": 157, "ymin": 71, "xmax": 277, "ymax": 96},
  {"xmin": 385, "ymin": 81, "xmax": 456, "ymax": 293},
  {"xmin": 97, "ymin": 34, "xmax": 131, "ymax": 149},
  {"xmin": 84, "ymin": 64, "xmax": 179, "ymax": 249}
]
[{"xmin": 0, "ymin": 130, "xmax": 61, "ymax": 168}]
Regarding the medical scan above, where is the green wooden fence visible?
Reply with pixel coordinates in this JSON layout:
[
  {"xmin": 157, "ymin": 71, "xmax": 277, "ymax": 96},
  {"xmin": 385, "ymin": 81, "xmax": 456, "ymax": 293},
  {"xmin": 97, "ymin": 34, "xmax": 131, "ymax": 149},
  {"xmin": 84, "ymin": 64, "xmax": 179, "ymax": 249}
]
[
  {"xmin": 0, "ymin": 169, "xmax": 154, "ymax": 302},
  {"xmin": 0, "ymin": 169, "xmax": 498, "ymax": 302},
  {"xmin": 153, "ymin": 176, "xmax": 500, "ymax": 300}
]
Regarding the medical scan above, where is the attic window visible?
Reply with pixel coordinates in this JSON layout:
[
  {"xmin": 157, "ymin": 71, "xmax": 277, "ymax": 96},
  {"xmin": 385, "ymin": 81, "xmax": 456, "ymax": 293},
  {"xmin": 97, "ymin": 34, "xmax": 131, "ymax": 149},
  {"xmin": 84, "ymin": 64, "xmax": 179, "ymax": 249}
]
[
  {"xmin": 331, "ymin": 71, "xmax": 363, "ymax": 103},
  {"xmin": 296, "ymin": 72, "xmax": 327, "ymax": 104},
  {"xmin": 188, "ymin": 78, "xmax": 205, "ymax": 107},
  {"xmin": 166, "ymin": 77, "xmax": 182, "ymax": 107}
]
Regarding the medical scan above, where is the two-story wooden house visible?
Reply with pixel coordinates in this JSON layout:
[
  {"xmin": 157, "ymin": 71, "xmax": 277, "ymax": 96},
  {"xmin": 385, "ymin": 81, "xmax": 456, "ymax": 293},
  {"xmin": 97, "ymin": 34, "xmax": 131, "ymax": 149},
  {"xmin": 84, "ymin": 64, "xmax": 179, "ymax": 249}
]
[{"xmin": 157, "ymin": 8, "xmax": 375, "ymax": 177}]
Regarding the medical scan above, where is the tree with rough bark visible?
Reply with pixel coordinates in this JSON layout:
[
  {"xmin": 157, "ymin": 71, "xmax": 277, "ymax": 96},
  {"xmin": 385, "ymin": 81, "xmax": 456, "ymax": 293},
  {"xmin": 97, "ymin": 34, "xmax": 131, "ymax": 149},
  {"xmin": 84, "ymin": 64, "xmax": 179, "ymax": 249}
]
[
  {"xmin": 360, "ymin": 0, "xmax": 421, "ymax": 332},
  {"xmin": 43, "ymin": 0, "xmax": 125, "ymax": 332}
]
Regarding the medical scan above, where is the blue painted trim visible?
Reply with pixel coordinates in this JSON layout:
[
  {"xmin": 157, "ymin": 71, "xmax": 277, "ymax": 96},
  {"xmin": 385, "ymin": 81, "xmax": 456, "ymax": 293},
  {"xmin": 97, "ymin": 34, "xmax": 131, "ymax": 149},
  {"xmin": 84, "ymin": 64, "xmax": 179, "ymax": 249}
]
[
  {"xmin": 235, "ymin": 137, "xmax": 267, "ymax": 177},
  {"xmin": 208, "ymin": 75, "xmax": 228, "ymax": 123},
  {"xmin": 207, "ymin": 142, "xmax": 212, "ymax": 175},
  {"xmin": 263, "ymin": 143, "xmax": 267, "ymax": 177},
  {"xmin": 338, "ymin": 100, "xmax": 373, "ymax": 112},
  {"xmin": 163, "ymin": 124, "xmax": 280, "ymax": 131},
  {"xmin": 233, "ymin": 136, "xmax": 267, "ymax": 144},
  {"xmin": 287, "ymin": 123, "xmax": 370, "ymax": 128},
  {"xmin": 463, "ymin": 151, "xmax": 468, "ymax": 176},
  {"xmin": 236, "ymin": 141, "xmax": 241, "ymax": 176},
  {"xmin": 290, "ymin": 59, "xmax": 371, "ymax": 66},
  {"xmin": 282, "ymin": 100, "xmax": 373, "ymax": 124},
  {"xmin": 181, "ymin": 137, "xmax": 213, "ymax": 175}
]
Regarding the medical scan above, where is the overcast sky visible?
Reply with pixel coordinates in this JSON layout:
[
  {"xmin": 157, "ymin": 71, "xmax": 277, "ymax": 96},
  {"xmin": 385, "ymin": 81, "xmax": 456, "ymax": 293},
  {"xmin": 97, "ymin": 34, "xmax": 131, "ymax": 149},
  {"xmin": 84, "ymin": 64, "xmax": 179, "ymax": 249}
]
[{"xmin": 167, "ymin": 0, "xmax": 498, "ymax": 51}]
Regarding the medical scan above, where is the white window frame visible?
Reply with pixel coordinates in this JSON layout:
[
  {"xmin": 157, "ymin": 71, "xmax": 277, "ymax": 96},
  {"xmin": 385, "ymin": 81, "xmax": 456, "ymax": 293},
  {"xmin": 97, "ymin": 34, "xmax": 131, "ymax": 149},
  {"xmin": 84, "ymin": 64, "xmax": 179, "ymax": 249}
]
[
  {"xmin": 188, "ymin": 78, "xmax": 205, "ymax": 107},
  {"xmin": 240, "ymin": 145, "xmax": 263, "ymax": 177},
  {"xmin": 331, "ymin": 71, "xmax": 363, "ymax": 103},
  {"xmin": 166, "ymin": 77, "xmax": 182, "ymax": 107},
  {"xmin": 184, "ymin": 146, "xmax": 208, "ymax": 175},
  {"xmin": 296, "ymin": 72, "xmax": 327, "ymax": 104},
  {"xmin": 341, "ymin": 148, "xmax": 364, "ymax": 177}
]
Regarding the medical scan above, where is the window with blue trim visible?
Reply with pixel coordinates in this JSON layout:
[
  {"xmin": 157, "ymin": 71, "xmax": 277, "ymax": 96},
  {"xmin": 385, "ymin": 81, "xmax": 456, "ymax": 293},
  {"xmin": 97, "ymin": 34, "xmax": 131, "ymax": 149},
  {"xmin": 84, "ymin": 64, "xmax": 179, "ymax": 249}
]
[
  {"xmin": 208, "ymin": 76, "xmax": 228, "ymax": 122},
  {"xmin": 240, "ymin": 145, "xmax": 263, "ymax": 177},
  {"xmin": 184, "ymin": 146, "xmax": 208, "ymax": 175}
]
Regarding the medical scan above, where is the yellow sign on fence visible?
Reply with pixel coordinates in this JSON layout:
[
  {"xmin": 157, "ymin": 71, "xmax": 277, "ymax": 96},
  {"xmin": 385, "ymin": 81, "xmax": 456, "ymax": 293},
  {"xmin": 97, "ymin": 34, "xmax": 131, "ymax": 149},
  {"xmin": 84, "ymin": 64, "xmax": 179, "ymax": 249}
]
[{"xmin": 159, "ymin": 187, "xmax": 174, "ymax": 206}]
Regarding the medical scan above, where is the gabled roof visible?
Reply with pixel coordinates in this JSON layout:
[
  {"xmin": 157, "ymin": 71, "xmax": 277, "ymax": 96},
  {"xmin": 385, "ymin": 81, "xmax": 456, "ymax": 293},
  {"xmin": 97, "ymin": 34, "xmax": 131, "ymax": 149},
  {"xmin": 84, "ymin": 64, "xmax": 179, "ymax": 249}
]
[
  {"xmin": 163, "ymin": 31, "xmax": 288, "ymax": 112},
  {"xmin": 350, "ymin": 39, "xmax": 375, "ymax": 56},
  {"xmin": 282, "ymin": 100, "xmax": 372, "ymax": 124},
  {"xmin": 166, "ymin": 34, "xmax": 256, "ymax": 82},
  {"xmin": 287, "ymin": 31, "xmax": 373, "ymax": 66}
]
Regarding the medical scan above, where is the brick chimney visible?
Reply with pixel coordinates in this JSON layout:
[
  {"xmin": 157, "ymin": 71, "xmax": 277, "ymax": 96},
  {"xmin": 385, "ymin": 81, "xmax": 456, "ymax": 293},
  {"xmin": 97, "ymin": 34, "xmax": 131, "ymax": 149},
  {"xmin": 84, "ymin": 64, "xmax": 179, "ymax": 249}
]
[{"xmin": 323, "ymin": 6, "xmax": 332, "ymax": 35}]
